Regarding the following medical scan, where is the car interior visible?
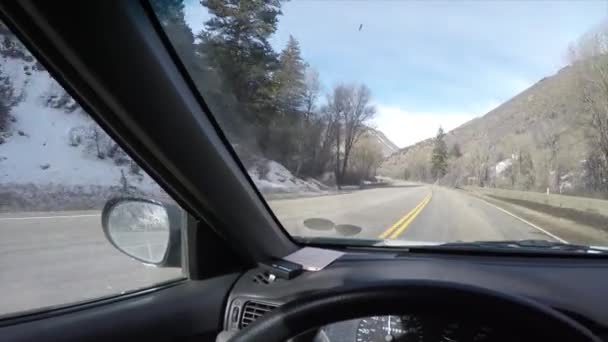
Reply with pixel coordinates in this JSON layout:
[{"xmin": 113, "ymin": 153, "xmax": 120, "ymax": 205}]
[{"xmin": 0, "ymin": 1, "xmax": 607, "ymax": 342}]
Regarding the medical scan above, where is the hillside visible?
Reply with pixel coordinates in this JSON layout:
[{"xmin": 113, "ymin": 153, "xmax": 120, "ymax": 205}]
[
  {"xmin": 379, "ymin": 64, "xmax": 593, "ymax": 194},
  {"xmin": 365, "ymin": 128, "xmax": 399, "ymax": 157},
  {"xmin": 0, "ymin": 25, "xmax": 172, "ymax": 211}
]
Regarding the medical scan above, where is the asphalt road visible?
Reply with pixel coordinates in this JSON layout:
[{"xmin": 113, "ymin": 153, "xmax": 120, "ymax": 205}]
[
  {"xmin": 0, "ymin": 212, "xmax": 182, "ymax": 317},
  {"xmin": 270, "ymin": 184, "xmax": 560, "ymax": 243},
  {"xmin": 0, "ymin": 184, "xmax": 561, "ymax": 317}
]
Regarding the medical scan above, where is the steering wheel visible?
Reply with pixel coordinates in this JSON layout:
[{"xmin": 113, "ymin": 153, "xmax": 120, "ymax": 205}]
[{"xmin": 229, "ymin": 280, "xmax": 600, "ymax": 342}]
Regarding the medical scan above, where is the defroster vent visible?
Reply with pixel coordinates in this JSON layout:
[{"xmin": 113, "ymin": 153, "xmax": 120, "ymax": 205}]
[{"xmin": 239, "ymin": 301, "xmax": 278, "ymax": 328}]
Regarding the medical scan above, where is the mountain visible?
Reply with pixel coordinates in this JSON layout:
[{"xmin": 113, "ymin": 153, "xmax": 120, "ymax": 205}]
[
  {"xmin": 379, "ymin": 64, "xmax": 593, "ymax": 193},
  {"xmin": 365, "ymin": 128, "xmax": 400, "ymax": 157}
]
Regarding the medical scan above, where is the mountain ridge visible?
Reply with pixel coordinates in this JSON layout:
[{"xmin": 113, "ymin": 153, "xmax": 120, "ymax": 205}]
[
  {"xmin": 365, "ymin": 127, "xmax": 399, "ymax": 157},
  {"xmin": 379, "ymin": 64, "xmax": 592, "ymax": 193}
]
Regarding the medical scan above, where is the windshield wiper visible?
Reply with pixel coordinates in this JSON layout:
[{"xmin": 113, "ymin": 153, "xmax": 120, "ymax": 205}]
[{"xmin": 415, "ymin": 239, "xmax": 608, "ymax": 255}]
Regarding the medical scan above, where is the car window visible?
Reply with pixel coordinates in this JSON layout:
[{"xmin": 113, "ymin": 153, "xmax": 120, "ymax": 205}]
[
  {"xmin": 0, "ymin": 21, "xmax": 184, "ymax": 319},
  {"xmin": 152, "ymin": 1, "xmax": 608, "ymax": 253}
]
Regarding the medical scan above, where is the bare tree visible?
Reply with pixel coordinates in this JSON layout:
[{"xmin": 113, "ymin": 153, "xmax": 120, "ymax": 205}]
[
  {"xmin": 441, "ymin": 155, "xmax": 468, "ymax": 187},
  {"xmin": 92, "ymin": 127, "xmax": 104, "ymax": 159},
  {"xmin": 533, "ymin": 118, "xmax": 563, "ymax": 193},
  {"xmin": 569, "ymin": 23, "xmax": 608, "ymax": 193},
  {"xmin": 468, "ymin": 139, "xmax": 491, "ymax": 187},
  {"xmin": 325, "ymin": 84, "xmax": 376, "ymax": 187},
  {"xmin": 341, "ymin": 84, "xmax": 376, "ymax": 182},
  {"xmin": 349, "ymin": 137, "xmax": 383, "ymax": 181},
  {"xmin": 324, "ymin": 87, "xmax": 349, "ymax": 187},
  {"xmin": 315, "ymin": 107, "xmax": 337, "ymax": 175},
  {"xmin": 409, "ymin": 148, "xmax": 430, "ymax": 182},
  {"xmin": 583, "ymin": 149, "xmax": 608, "ymax": 194},
  {"xmin": 303, "ymin": 68, "xmax": 320, "ymax": 120}
]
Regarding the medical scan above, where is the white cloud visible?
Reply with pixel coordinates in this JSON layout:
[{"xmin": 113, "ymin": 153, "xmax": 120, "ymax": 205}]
[{"xmin": 372, "ymin": 103, "xmax": 498, "ymax": 148}]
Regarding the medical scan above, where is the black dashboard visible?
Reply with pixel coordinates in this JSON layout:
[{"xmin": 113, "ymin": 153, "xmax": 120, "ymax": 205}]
[{"xmin": 220, "ymin": 252, "xmax": 608, "ymax": 341}]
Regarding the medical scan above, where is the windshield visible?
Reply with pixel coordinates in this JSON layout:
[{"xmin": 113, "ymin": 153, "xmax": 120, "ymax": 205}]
[{"xmin": 151, "ymin": 0, "xmax": 608, "ymax": 251}]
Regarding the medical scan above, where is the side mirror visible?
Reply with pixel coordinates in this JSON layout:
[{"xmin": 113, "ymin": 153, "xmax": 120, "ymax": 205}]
[{"xmin": 101, "ymin": 197, "xmax": 183, "ymax": 267}]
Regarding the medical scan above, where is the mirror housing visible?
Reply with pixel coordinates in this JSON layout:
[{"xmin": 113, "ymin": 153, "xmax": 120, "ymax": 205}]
[{"xmin": 101, "ymin": 197, "xmax": 183, "ymax": 267}]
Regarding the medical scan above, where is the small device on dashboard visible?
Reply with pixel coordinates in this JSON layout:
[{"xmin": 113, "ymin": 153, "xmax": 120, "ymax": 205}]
[{"xmin": 258, "ymin": 258, "xmax": 303, "ymax": 280}]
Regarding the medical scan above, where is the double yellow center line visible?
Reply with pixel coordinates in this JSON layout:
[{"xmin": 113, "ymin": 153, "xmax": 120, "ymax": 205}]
[{"xmin": 378, "ymin": 192, "xmax": 433, "ymax": 239}]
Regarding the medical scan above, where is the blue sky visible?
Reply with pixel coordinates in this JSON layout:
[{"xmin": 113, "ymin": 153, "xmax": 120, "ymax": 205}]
[{"xmin": 184, "ymin": 0, "xmax": 607, "ymax": 147}]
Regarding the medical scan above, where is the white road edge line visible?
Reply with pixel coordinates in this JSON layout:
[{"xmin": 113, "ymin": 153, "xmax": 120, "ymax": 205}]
[
  {"xmin": 475, "ymin": 196, "xmax": 568, "ymax": 243},
  {"xmin": 0, "ymin": 214, "xmax": 100, "ymax": 221}
]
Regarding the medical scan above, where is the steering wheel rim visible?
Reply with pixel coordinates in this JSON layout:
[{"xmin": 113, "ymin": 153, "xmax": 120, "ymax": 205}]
[{"xmin": 229, "ymin": 280, "xmax": 600, "ymax": 342}]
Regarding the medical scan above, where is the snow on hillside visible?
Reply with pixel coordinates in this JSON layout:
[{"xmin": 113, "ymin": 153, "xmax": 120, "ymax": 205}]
[
  {"xmin": 0, "ymin": 29, "xmax": 328, "ymax": 211},
  {"xmin": 0, "ymin": 32, "xmax": 164, "ymax": 211},
  {"xmin": 247, "ymin": 158, "xmax": 328, "ymax": 194},
  {"xmin": 0, "ymin": 75, "xmax": 156, "ymax": 190}
]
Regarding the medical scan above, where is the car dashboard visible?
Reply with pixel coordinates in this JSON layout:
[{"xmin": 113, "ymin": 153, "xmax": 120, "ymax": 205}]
[{"xmin": 219, "ymin": 251, "xmax": 608, "ymax": 341}]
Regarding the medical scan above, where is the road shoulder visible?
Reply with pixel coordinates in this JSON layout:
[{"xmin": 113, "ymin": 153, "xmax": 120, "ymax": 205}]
[
  {"xmin": 461, "ymin": 188, "xmax": 608, "ymax": 245},
  {"xmin": 0, "ymin": 210, "xmax": 101, "ymax": 220}
]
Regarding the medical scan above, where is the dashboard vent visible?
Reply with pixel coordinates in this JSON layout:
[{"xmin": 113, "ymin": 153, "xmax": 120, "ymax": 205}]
[{"xmin": 239, "ymin": 301, "xmax": 278, "ymax": 328}]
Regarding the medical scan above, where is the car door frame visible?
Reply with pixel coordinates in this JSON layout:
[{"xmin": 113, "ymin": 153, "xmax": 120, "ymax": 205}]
[
  {"xmin": 0, "ymin": 0, "xmax": 298, "ymax": 263},
  {"xmin": 0, "ymin": 0, "xmax": 298, "ymax": 340}
]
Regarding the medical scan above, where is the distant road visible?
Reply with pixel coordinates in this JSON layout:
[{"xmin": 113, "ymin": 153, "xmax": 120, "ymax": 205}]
[{"xmin": 0, "ymin": 184, "xmax": 561, "ymax": 317}]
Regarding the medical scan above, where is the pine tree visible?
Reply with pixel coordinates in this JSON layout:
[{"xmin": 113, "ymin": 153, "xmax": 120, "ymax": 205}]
[
  {"xmin": 431, "ymin": 126, "xmax": 448, "ymax": 180},
  {"xmin": 267, "ymin": 36, "xmax": 309, "ymax": 167},
  {"xmin": 149, "ymin": 0, "xmax": 208, "ymax": 99},
  {"xmin": 151, "ymin": 0, "xmax": 241, "ymax": 136},
  {"xmin": 274, "ymin": 36, "xmax": 306, "ymax": 115},
  {"xmin": 150, "ymin": 0, "xmax": 193, "ymax": 45},
  {"xmin": 201, "ymin": 0, "xmax": 282, "ymax": 131}
]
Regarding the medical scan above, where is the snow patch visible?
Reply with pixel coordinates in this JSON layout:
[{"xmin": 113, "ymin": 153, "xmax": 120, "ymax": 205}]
[
  {"xmin": 495, "ymin": 158, "xmax": 513, "ymax": 176},
  {"xmin": 247, "ymin": 159, "xmax": 326, "ymax": 194},
  {"xmin": 0, "ymin": 87, "xmax": 158, "ymax": 191}
]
